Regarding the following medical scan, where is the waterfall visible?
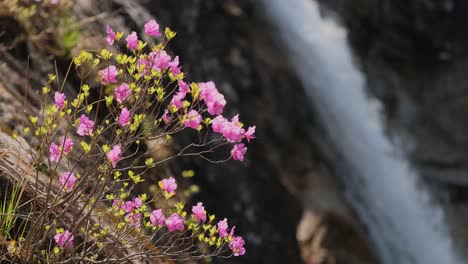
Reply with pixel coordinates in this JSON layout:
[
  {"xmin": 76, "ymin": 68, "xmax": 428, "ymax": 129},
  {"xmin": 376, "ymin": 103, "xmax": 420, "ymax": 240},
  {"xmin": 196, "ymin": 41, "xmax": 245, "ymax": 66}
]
[{"xmin": 259, "ymin": 0, "xmax": 461, "ymax": 263}]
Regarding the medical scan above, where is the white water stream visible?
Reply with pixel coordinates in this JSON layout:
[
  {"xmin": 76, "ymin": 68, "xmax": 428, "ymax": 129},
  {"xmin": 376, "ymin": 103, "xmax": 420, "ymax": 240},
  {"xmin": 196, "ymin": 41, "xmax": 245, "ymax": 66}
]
[{"xmin": 260, "ymin": 0, "xmax": 461, "ymax": 263}]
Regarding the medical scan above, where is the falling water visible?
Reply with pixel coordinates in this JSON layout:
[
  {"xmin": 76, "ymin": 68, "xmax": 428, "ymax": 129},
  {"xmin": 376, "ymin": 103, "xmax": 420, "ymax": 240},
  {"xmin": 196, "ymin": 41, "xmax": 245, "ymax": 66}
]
[{"xmin": 260, "ymin": 0, "xmax": 461, "ymax": 263}]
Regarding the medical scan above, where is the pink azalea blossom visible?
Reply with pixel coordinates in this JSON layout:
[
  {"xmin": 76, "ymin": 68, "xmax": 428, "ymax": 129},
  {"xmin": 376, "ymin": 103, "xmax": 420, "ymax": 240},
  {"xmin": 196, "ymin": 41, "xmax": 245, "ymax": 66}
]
[
  {"xmin": 59, "ymin": 172, "xmax": 77, "ymax": 192},
  {"xmin": 54, "ymin": 92, "xmax": 66, "ymax": 109},
  {"xmin": 113, "ymin": 199, "xmax": 122, "ymax": 208},
  {"xmin": 244, "ymin": 126, "xmax": 256, "ymax": 142},
  {"xmin": 118, "ymin": 107, "xmax": 131, "ymax": 126},
  {"xmin": 49, "ymin": 143, "xmax": 61, "ymax": 162},
  {"xmin": 98, "ymin": 65, "xmax": 118, "ymax": 85},
  {"xmin": 230, "ymin": 226, "xmax": 236, "ymax": 237},
  {"xmin": 122, "ymin": 201, "xmax": 135, "ymax": 213},
  {"xmin": 192, "ymin": 202, "xmax": 207, "ymax": 223},
  {"xmin": 184, "ymin": 110, "xmax": 202, "ymax": 129},
  {"xmin": 217, "ymin": 218, "xmax": 229, "ymax": 238},
  {"xmin": 169, "ymin": 56, "xmax": 181, "ymax": 75},
  {"xmin": 126, "ymin": 31, "xmax": 138, "ymax": 51},
  {"xmin": 199, "ymin": 81, "xmax": 226, "ymax": 115},
  {"xmin": 211, "ymin": 115, "xmax": 227, "ymax": 133},
  {"xmin": 169, "ymin": 80, "xmax": 190, "ymax": 109},
  {"xmin": 161, "ymin": 110, "xmax": 171, "ymax": 123},
  {"xmin": 121, "ymin": 197, "xmax": 142, "ymax": 213},
  {"xmin": 224, "ymin": 115, "xmax": 245, "ymax": 142},
  {"xmin": 127, "ymin": 213, "xmax": 142, "ymax": 227},
  {"xmin": 231, "ymin": 143, "xmax": 247, "ymax": 161},
  {"xmin": 49, "ymin": 138, "xmax": 74, "ymax": 162},
  {"xmin": 179, "ymin": 80, "xmax": 190, "ymax": 93},
  {"xmin": 169, "ymin": 91, "xmax": 186, "ymax": 109},
  {"xmin": 106, "ymin": 25, "xmax": 116, "ymax": 45},
  {"xmin": 149, "ymin": 50, "xmax": 171, "ymax": 70},
  {"xmin": 136, "ymin": 57, "xmax": 152, "ymax": 76},
  {"xmin": 54, "ymin": 230, "xmax": 74, "ymax": 249},
  {"xmin": 76, "ymin": 114, "xmax": 94, "ymax": 136},
  {"xmin": 229, "ymin": 236, "xmax": 246, "ymax": 256},
  {"xmin": 114, "ymin": 82, "xmax": 131, "ymax": 103},
  {"xmin": 61, "ymin": 138, "xmax": 74, "ymax": 154},
  {"xmin": 132, "ymin": 197, "xmax": 143, "ymax": 208},
  {"xmin": 161, "ymin": 177, "xmax": 177, "ymax": 195},
  {"xmin": 150, "ymin": 209, "xmax": 166, "ymax": 226},
  {"xmin": 144, "ymin": 19, "xmax": 161, "ymax": 37},
  {"xmin": 211, "ymin": 115, "xmax": 245, "ymax": 142},
  {"xmin": 106, "ymin": 145, "xmax": 122, "ymax": 168},
  {"xmin": 165, "ymin": 213, "xmax": 184, "ymax": 232}
]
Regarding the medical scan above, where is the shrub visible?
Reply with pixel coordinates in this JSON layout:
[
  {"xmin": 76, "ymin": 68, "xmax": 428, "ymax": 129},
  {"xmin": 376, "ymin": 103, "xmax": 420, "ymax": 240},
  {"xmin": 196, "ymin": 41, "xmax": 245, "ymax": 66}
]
[{"xmin": 2, "ymin": 16, "xmax": 254, "ymax": 263}]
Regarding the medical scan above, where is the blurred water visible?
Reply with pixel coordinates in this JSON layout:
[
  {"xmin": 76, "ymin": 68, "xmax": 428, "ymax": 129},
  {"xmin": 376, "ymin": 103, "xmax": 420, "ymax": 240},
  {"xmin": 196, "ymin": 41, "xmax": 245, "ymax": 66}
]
[{"xmin": 260, "ymin": 0, "xmax": 461, "ymax": 263}]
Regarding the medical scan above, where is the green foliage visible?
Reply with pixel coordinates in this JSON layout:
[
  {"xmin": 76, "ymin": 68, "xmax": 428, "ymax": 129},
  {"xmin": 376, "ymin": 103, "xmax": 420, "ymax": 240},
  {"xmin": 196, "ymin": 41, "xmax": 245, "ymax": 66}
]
[{"xmin": 0, "ymin": 180, "xmax": 28, "ymax": 241}]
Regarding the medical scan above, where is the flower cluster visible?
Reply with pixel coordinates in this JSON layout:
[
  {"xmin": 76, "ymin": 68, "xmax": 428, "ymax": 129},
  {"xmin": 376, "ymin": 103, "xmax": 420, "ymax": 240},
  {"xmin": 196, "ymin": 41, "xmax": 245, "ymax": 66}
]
[
  {"xmin": 49, "ymin": 137, "xmax": 74, "ymax": 162},
  {"xmin": 20, "ymin": 16, "xmax": 252, "ymax": 262},
  {"xmin": 54, "ymin": 229, "xmax": 74, "ymax": 249},
  {"xmin": 105, "ymin": 20, "xmax": 256, "ymax": 162},
  {"xmin": 108, "ymin": 177, "xmax": 245, "ymax": 256}
]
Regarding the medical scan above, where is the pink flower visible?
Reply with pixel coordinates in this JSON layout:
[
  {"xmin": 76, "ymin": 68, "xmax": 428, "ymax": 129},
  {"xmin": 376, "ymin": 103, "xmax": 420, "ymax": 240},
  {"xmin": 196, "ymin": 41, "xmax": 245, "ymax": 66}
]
[
  {"xmin": 50, "ymin": 0, "xmax": 59, "ymax": 4},
  {"xmin": 49, "ymin": 142, "xmax": 61, "ymax": 162},
  {"xmin": 132, "ymin": 197, "xmax": 143, "ymax": 208},
  {"xmin": 122, "ymin": 201, "xmax": 135, "ymax": 213},
  {"xmin": 106, "ymin": 145, "xmax": 122, "ymax": 168},
  {"xmin": 121, "ymin": 197, "xmax": 142, "ymax": 213},
  {"xmin": 118, "ymin": 107, "xmax": 131, "ymax": 126},
  {"xmin": 106, "ymin": 25, "xmax": 116, "ymax": 45},
  {"xmin": 169, "ymin": 91, "xmax": 185, "ymax": 109},
  {"xmin": 184, "ymin": 110, "xmax": 202, "ymax": 129},
  {"xmin": 229, "ymin": 236, "xmax": 246, "ymax": 256},
  {"xmin": 98, "ymin": 65, "xmax": 118, "ymax": 85},
  {"xmin": 150, "ymin": 209, "xmax": 166, "ymax": 226},
  {"xmin": 211, "ymin": 115, "xmax": 245, "ymax": 142},
  {"xmin": 61, "ymin": 138, "xmax": 74, "ymax": 154},
  {"xmin": 144, "ymin": 19, "xmax": 161, "ymax": 37},
  {"xmin": 165, "ymin": 213, "xmax": 184, "ymax": 232},
  {"xmin": 114, "ymin": 83, "xmax": 131, "ymax": 103},
  {"xmin": 211, "ymin": 115, "xmax": 227, "ymax": 133},
  {"xmin": 169, "ymin": 56, "xmax": 181, "ymax": 75},
  {"xmin": 59, "ymin": 172, "xmax": 77, "ymax": 192},
  {"xmin": 179, "ymin": 80, "xmax": 190, "ymax": 93},
  {"xmin": 231, "ymin": 143, "xmax": 247, "ymax": 161},
  {"xmin": 230, "ymin": 226, "xmax": 236, "ymax": 237},
  {"xmin": 192, "ymin": 202, "xmax": 207, "ymax": 223},
  {"xmin": 217, "ymin": 218, "xmax": 229, "ymax": 238},
  {"xmin": 149, "ymin": 50, "xmax": 171, "ymax": 70},
  {"xmin": 244, "ymin": 126, "xmax": 256, "ymax": 142},
  {"xmin": 169, "ymin": 80, "xmax": 190, "ymax": 110},
  {"xmin": 199, "ymin": 81, "xmax": 226, "ymax": 115},
  {"xmin": 50, "ymin": 138, "xmax": 73, "ymax": 162},
  {"xmin": 54, "ymin": 230, "xmax": 74, "ymax": 249},
  {"xmin": 136, "ymin": 58, "xmax": 152, "ymax": 76},
  {"xmin": 161, "ymin": 177, "xmax": 177, "ymax": 195},
  {"xmin": 112, "ymin": 199, "xmax": 122, "ymax": 208},
  {"xmin": 76, "ymin": 114, "xmax": 94, "ymax": 136},
  {"xmin": 127, "ymin": 213, "xmax": 142, "ymax": 227},
  {"xmin": 54, "ymin": 92, "xmax": 66, "ymax": 109},
  {"xmin": 126, "ymin": 31, "xmax": 138, "ymax": 51},
  {"xmin": 161, "ymin": 110, "xmax": 171, "ymax": 124}
]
